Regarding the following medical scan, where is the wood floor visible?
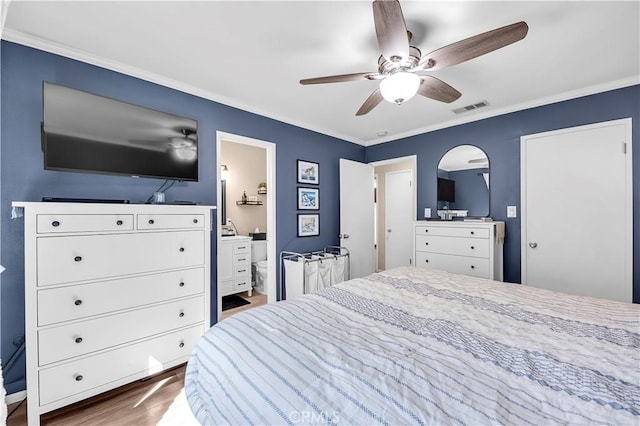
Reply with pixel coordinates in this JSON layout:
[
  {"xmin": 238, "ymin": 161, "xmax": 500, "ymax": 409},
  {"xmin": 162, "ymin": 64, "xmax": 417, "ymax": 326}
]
[
  {"xmin": 221, "ymin": 290, "xmax": 268, "ymax": 320},
  {"xmin": 7, "ymin": 291, "xmax": 267, "ymax": 425}
]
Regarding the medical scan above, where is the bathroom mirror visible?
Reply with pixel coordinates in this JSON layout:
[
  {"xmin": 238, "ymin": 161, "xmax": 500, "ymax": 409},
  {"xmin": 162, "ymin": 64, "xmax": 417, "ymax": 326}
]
[{"xmin": 437, "ymin": 145, "xmax": 490, "ymax": 218}]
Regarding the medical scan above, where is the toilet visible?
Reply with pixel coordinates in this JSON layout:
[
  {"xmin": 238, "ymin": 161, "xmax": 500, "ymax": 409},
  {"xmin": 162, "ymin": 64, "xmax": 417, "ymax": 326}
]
[{"xmin": 251, "ymin": 240, "xmax": 268, "ymax": 294}]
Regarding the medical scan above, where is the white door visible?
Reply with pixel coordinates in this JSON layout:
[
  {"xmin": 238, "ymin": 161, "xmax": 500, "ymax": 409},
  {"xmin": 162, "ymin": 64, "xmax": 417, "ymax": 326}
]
[
  {"xmin": 385, "ymin": 170, "xmax": 413, "ymax": 269},
  {"xmin": 521, "ymin": 118, "xmax": 632, "ymax": 302},
  {"xmin": 340, "ymin": 159, "xmax": 375, "ymax": 279}
]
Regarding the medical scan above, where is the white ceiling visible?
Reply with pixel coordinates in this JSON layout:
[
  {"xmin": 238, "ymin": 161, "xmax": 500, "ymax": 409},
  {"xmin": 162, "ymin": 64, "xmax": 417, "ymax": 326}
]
[{"xmin": 3, "ymin": 1, "xmax": 639, "ymax": 146}]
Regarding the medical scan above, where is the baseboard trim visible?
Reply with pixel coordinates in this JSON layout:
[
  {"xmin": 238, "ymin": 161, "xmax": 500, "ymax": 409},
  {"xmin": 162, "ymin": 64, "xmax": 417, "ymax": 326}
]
[{"xmin": 5, "ymin": 390, "xmax": 26, "ymax": 405}]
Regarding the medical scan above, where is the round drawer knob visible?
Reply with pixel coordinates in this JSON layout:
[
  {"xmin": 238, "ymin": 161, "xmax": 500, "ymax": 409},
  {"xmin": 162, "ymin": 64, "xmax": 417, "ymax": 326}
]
[
  {"xmin": 179, "ymin": 312, "xmax": 185, "ymax": 318},
  {"xmin": 425, "ymin": 259, "xmax": 429, "ymax": 263},
  {"xmin": 424, "ymin": 229, "xmax": 428, "ymax": 232},
  {"xmin": 75, "ymin": 337, "xmax": 83, "ymax": 344},
  {"xmin": 179, "ymin": 282, "xmax": 185, "ymax": 287},
  {"xmin": 74, "ymin": 374, "xmax": 83, "ymax": 382},
  {"xmin": 148, "ymin": 219, "xmax": 155, "ymax": 225},
  {"xmin": 179, "ymin": 247, "xmax": 185, "ymax": 252},
  {"xmin": 193, "ymin": 218, "xmax": 198, "ymax": 224},
  {"xmin": 52, "ymin": 220, "xmax": 60, "ymax": 227},
  {"xmin": 74, "ymin": 299, "xmax": 83, "ymax": 306},
  {"xmin": 74, "ymin": 256, "xmax": 82, "ymax": 262},
  {"xmin": 470, "ymin": 265, "xmax": 475, "ymax": 269},
  {"xmin": 116, "ymin": 220, "xmax": 123, "ymax": 226},
  {"xmin": 424, "ymin": 242, "xmax": 429, "ymax": 246},
  {"xmin": 470, "ymin": 231, "xmax": 475, "ymax": 235},
  {"xmin": 179, "ymin": 342, "xmax": 185, "ymax": 348},
  {"xmin": 470, "ymin": 246, "xmax": 475, "ymax": 250}
]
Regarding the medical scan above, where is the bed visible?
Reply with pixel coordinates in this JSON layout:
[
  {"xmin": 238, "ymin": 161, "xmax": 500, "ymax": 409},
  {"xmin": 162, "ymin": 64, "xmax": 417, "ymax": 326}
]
[{"xmin": 185, "ymin": 266, "xmax": 639, "ymax": 425}]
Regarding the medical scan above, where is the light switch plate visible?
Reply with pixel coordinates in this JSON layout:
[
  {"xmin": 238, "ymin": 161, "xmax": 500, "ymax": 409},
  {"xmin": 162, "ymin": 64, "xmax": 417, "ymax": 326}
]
[
  {"xmin": 424, "ymin": 208, "xmax": 431, "ymax": 218},
  {"xmin": 507, "ymin": 205, "xmax": 517, "ymax": 218}
]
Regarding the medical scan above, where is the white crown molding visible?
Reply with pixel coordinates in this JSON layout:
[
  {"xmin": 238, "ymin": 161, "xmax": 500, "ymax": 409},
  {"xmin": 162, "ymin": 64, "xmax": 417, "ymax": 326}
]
[
  {"xmin": 3, "ymin": 29, "xmax": 637, "ymax": 148},
  {"xmin": 363, "ymin": 75, "xmax": 640, "ymax": 146},
  {"xmin": 1, "ymin": 29, "xmax": 362, "ymax": 145}
]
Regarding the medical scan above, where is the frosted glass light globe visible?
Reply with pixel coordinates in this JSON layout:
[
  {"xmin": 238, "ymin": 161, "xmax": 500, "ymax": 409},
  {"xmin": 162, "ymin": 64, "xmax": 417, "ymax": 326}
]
[{"xmin": 379, "ymin": 72, "xmax": 421, "ymax": 104}]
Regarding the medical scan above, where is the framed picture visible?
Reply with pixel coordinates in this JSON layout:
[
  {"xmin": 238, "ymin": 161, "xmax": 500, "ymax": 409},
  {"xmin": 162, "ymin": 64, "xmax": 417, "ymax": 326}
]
[
  {"xmin": 297, "ymin": 187, "xmax": 319, "ymax": 210},
  {"xmin": 297, "ymin": 160, "xmax": 319, "ymax": 185},
  {"xmin": 297, "ymin": 214, "xmax": 320, "ymax": 237}
]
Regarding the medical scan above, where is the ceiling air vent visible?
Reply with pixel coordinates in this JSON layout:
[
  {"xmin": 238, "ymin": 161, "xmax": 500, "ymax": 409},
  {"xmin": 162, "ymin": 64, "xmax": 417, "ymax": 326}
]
[{"xmin": 452, "ymin": 100, "xmax": 489, "ymax": 114}]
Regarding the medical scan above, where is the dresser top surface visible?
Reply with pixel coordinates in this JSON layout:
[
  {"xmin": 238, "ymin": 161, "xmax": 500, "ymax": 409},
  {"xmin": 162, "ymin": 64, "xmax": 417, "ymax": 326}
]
[
  {"xmin": 415, "ymin": 220, "xmax": 503, "ymax": 227},
  {"xmin": 13, "ymin": 201, "xmax": 215, "ymax": 213}
]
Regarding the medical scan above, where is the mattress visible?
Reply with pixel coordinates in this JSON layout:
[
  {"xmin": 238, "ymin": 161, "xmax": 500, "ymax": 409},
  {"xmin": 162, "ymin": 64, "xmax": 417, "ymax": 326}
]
[{"xmin": 185, "ymin": 266, "xmax": 639, "ymax": 425}]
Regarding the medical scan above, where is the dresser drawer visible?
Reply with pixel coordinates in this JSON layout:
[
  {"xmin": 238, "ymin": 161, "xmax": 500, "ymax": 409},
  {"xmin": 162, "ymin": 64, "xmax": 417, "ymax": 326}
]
[
  {"xmin": 38, "ymin": 296, "xmax": 204, "ymax": 366},
  {"xmin": 415, "ymin": 225, "xmax": 489, "ymax": 239},
  {"xmin": 37, "ymin": 267, "xmax": 204, "ymax": 326},
  {"xmin": 220, "ymin": 277, "xmax": 251, "ymax": 296},
  {"xmin": 137, "ymin": 214, "xmax": 204, "ymax": 230},
  {"xmin": 415, "ymin": 235, "xmax": 490, "ymax": 258},
  {"xmin": 37, "ymin": 230, "xmax": 204, "ymax": 286},
  {"xmin": 37, "ymin": 214, "xmax": 134, "ymax": 234},
  {"xmin": 38, "ymin": 324, "xmax": 203, "ymax": 406},
  {"xmin": 233, "ymin": 254, "xmax": 250, "ymax": 276},
  {"xmin": 415, "ymin": 252, "xmax": 491, "ymax": 279},
  {"xmin": 233, "ymin": 241, "xmax": 250, "ymax": 254}
]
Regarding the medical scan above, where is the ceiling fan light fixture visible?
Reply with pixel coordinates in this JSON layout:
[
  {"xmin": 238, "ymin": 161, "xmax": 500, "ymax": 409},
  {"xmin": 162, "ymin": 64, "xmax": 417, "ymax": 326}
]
[
  {"xmin": 379, "ymin": 72, "xmax": 420, "ymax": 105},
  {"xmin": 172, "ymin": 147, "xmax": 197, "ymax": 162}
]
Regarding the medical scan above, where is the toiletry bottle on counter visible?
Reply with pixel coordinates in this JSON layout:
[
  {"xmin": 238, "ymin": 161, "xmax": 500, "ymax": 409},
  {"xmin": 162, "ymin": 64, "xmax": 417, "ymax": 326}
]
[{"xmin": 242, "ymin": 191, "xmax": 247, "ymax": 204}]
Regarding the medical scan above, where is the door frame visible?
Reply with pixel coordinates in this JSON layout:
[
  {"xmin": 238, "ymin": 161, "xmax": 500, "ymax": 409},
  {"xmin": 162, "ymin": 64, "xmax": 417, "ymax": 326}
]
[
  {"xmin": 370, "ymin": 155, "xmax": 417, "ymax": 270},
  {"xmin": 520, "ymin": 118, "xmax": 633, "ymax": 293},
  {"xmin": 216, "ymin": 131, "xmax": 277, "ymax": 322}
]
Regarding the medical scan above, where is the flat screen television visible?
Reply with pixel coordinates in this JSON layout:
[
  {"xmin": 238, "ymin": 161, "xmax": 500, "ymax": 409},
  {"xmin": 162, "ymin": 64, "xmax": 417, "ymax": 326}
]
[
  {"xmin": 42, "ymin": 82, "xmax": 198, "ymax": 181},
  {"xmin": 437, "ymin": 177, "xmax": 455, "ymax": 202}
]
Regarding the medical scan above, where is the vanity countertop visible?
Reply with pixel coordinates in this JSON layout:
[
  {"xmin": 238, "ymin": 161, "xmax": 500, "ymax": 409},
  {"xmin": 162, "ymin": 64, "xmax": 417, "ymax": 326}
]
[{"xmin": 220, "ymin": 235, "xmax": 251, "ymax": 241}]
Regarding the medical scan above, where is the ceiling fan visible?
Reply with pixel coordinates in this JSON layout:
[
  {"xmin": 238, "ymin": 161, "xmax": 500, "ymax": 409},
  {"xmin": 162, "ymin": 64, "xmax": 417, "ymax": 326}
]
[{"xmin": 300, "ymin": 0, "xmax": 528, "ymax": 116}]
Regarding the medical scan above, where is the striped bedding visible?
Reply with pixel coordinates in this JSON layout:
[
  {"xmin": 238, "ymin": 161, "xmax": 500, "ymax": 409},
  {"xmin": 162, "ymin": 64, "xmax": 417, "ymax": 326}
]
[{"xmin": 185, "ymin": 266, "xmax": 640, "ymax": 425}]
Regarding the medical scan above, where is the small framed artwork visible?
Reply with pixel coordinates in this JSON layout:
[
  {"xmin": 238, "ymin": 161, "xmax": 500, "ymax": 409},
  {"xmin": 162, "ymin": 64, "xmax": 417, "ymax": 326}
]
[
  {"xmin": 297, "ymin": 187, "xmax": 319, "ymax": 210},
  {"xmin": 297, "ymin": 160, "xmax": 319, "ymax": 185},
  {"xmin": 298, "ymin": 214, "xmax": 320, "ymax": 237}
]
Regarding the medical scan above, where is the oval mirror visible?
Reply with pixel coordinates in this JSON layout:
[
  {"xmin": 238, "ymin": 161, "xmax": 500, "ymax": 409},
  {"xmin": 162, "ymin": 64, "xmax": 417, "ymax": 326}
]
[{"xmin": 436, "ymin": 145, "xmax": 490, "ymax": 219}]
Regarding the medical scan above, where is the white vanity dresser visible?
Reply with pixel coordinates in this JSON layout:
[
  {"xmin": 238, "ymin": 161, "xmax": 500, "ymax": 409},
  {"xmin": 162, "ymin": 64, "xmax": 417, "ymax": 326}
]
[
  {"xmin": 413, "ymin": 220, "xmax": 504, "ymax": 281},
  {"xmin": 12, "ymin": 201, "xmax": 213, "ymax": 425},
  {"xmin": 218, "ymin": 236, "xmax": 252, "ymax": 297}
]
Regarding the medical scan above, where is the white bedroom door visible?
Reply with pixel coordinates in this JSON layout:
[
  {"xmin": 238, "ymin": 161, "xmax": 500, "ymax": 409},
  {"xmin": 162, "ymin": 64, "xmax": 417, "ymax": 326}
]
[
  {"xmin": 385, "ymin": 170, "xmax": 413, "ymax": 269},
  {"xmin": 339, "ymin": 158, "xmax": 375, "ymax": 279},
  {"xmin": 521, "ymin": 118, "xmax": 632, "ymax": 302}
]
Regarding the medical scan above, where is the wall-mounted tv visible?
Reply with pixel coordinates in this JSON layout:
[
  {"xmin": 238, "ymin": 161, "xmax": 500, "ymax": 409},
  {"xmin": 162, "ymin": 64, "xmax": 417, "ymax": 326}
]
[
  {"xmin": 42, "ymin": 82, "xmax": 198, "ymax": 181},
  {"xmin": 437, "ymin": 177, "xmax": 455, "ymax": 202}
]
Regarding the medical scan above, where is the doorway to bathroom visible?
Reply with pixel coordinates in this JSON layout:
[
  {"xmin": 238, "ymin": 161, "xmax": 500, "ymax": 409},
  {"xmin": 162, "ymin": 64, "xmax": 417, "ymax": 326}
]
[{"xmin": 216, "ymin": 131, "xmax": 276, "ymax": 322}]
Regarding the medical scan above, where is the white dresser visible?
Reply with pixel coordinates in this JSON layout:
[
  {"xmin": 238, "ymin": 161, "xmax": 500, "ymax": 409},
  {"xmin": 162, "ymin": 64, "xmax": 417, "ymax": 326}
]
[
  {"xmin": 12, "ymin": 202, "xmax": 213, "ymax": 425},
  {"xmin": 413, "ymin": 221, "xmax": 504, "ymax": 281},
  {"xmin": 218, "ymin": 236, "xmax": 252, "ymax": 297}
]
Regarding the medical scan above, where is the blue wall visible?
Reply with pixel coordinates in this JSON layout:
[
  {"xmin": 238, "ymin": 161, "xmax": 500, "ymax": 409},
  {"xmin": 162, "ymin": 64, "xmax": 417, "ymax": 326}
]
[
  {"xmin": 366, "ymin": 85, "xmax": 639, "ymax": 298},
  {"xmin": 0, "ymin": 41, "xmax": 365, "ymax": 393}
]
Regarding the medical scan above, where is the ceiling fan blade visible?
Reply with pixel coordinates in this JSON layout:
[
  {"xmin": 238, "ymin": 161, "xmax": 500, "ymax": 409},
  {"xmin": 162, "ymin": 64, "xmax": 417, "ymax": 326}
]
[
  {"xmin": 300, "ymin": 72, "xmax": 378, "ymax": 85},
  {"xmin": 420, "ymin": 21, "xmax": 529, "ymax": 71},
  {"xmin": 373, "ymin": 0, "xmax": 410, "ymax": 61},
  {"xmin": 417, "ymin": 76, "xmax": 462, "ymax": 103},
  {"xmin": 356, "ymin": 88, "xmax": 384, "ymax": 116}
]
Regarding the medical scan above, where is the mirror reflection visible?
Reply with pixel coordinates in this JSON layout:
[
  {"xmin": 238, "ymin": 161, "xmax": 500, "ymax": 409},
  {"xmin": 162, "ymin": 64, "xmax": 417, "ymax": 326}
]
[{"xmin": 437, "ymin": 145, "xmax": 490, "ymax": 219}]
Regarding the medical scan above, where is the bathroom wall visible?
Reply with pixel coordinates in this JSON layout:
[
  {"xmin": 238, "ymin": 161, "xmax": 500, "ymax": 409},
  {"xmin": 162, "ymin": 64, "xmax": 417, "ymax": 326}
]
[{"xmin": 221, "ymin": 140, "xmax": 267, "ymax": 236}]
